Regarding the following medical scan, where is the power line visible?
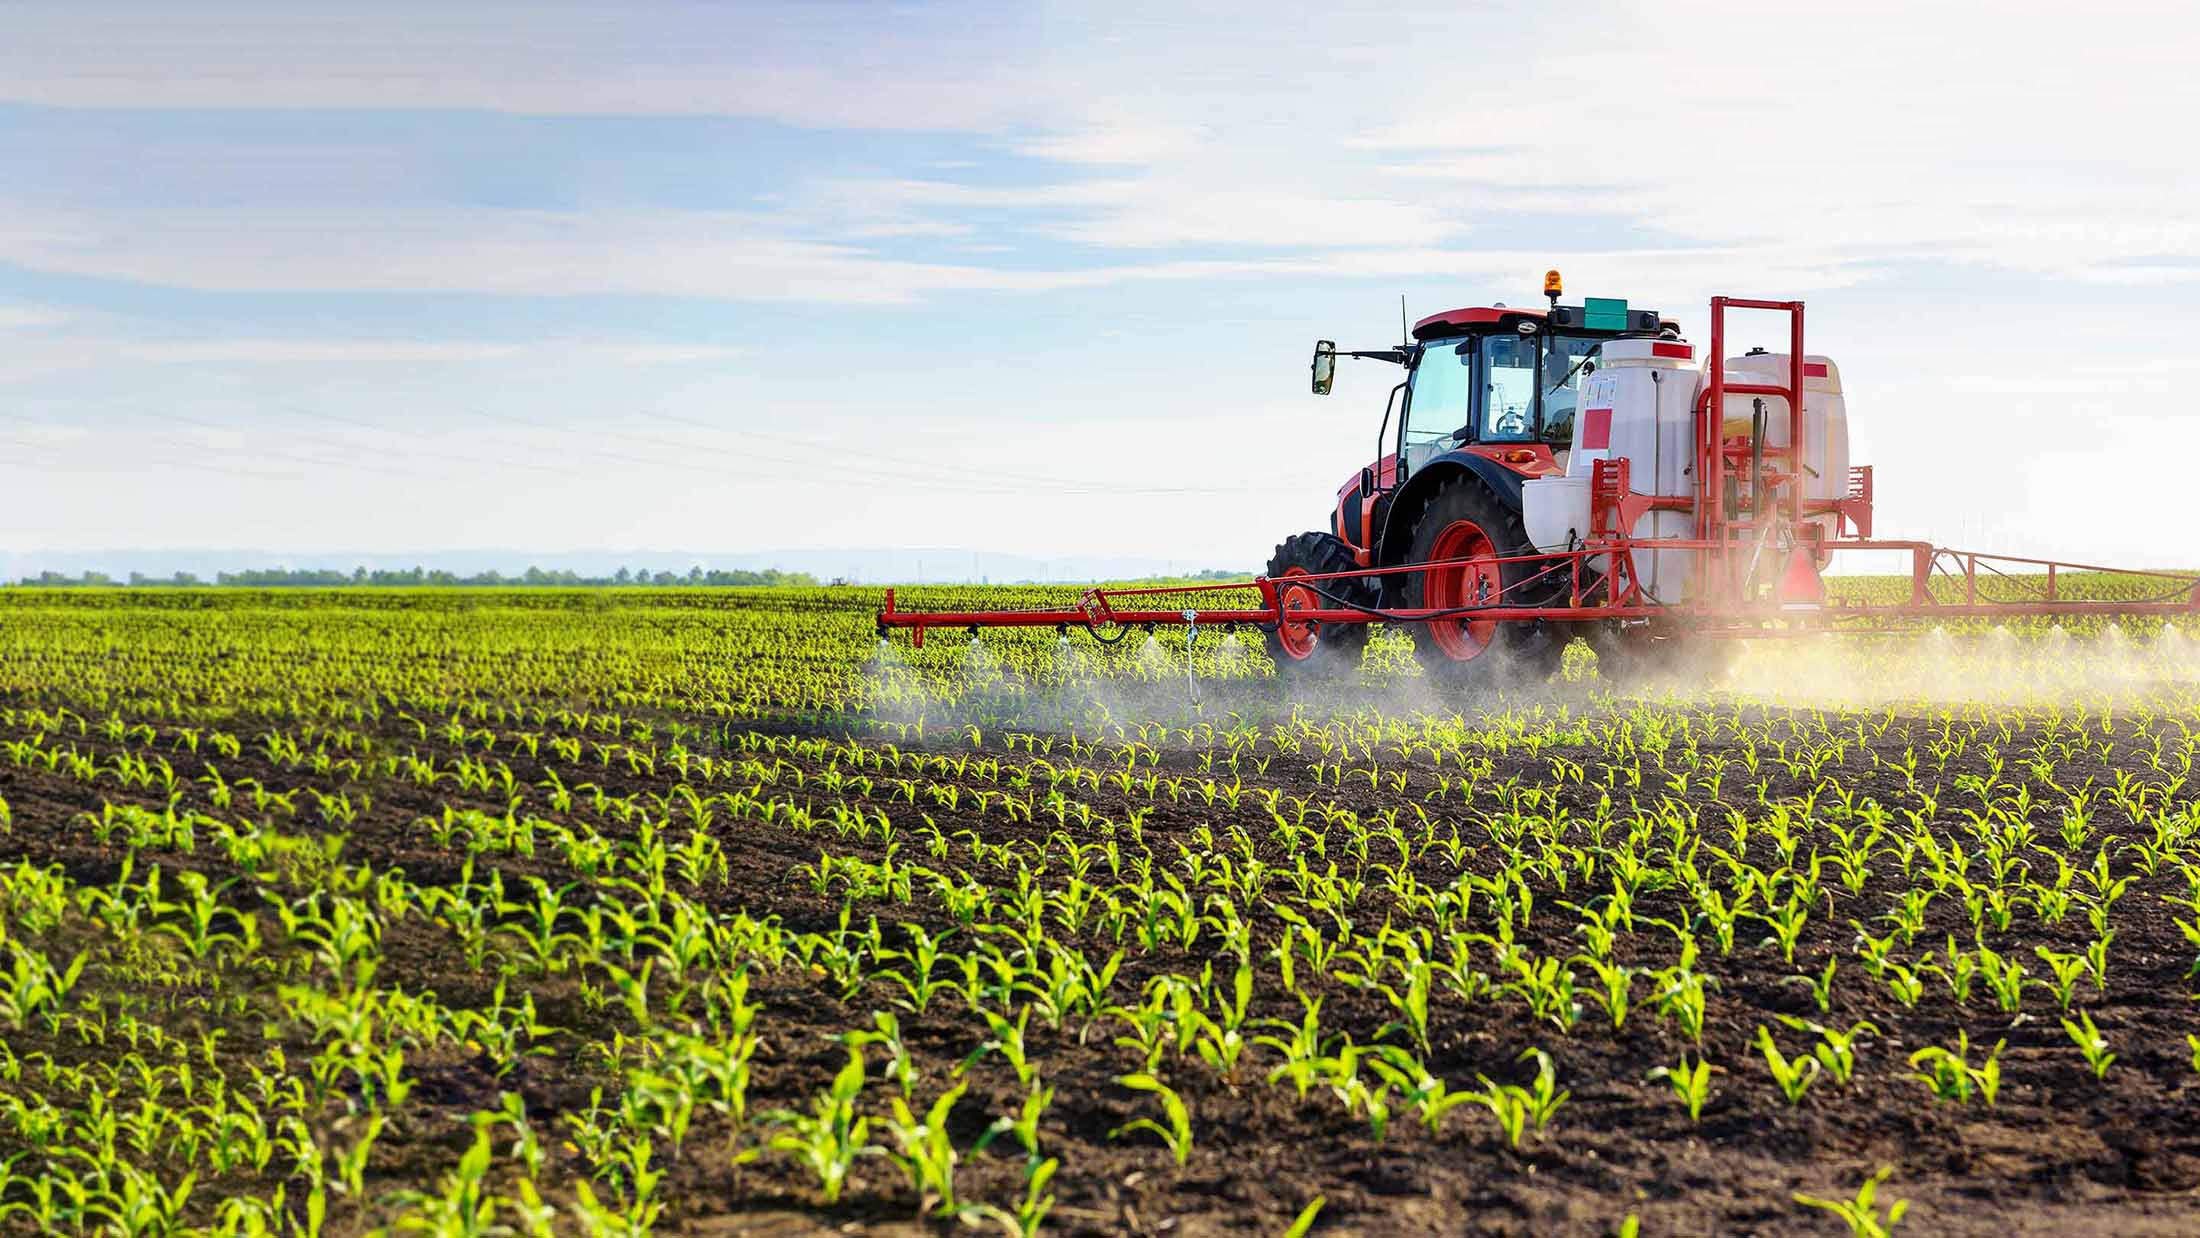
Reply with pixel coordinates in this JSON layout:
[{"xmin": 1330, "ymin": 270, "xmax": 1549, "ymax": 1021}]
[
  {"xmin": 635, "ymin": 408, "xmax": 1322, "ymax": 496},
  {"xmin": 0, "ymin": 431, "xmax": 293, "ymax": 481},
  {"xmin": 11, "ymin": 403, "xmax": 1322, "ymax": 499},
  {"xmin": 640, "ymin": 409, "xmax": 1129, "ymax": 491},
  {"xmin": 484, "ymin": 409, "xmax": 1311, "ymax": 501},
  {"xmin": 455, "ymin": 406, "xmax": 1115, "ymax": 496},
  {"xmin": 159, "ymin": 412, "xmax": 482, "ymax": 482},
  {"xmin": 277, "ymin": 406, "xmax": 601, "ymax": 480}
]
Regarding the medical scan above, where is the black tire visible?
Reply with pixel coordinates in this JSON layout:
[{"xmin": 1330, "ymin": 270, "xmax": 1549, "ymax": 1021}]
[
  {"xmin": 1402, "ymin": 476, "xmax": 1569, "ymax": 689},
  {"xmin": 1261, "ymin": 532, "xmax": 1375, "ymax": 678}
]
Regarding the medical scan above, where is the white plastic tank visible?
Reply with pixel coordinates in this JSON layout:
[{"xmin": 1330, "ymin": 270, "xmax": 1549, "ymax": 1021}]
[
  {"xmin": 1717, "ymin": 352, "xmax": 1849, "ymax": 555},
  {"xmin": 1522, "ymin": 337, "xmax": 1701, "ymax": 601},
  {"xmin": 1576, "ymin": 339, "xmax": 1701, "ymax": 493},
  {"xmin": 1521, "ymin": 474, "xmax": 1591, "ymax": 551}
]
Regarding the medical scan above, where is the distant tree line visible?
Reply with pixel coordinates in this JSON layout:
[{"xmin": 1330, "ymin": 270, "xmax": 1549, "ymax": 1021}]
[{"xmin": 15, "ymin": 566, "xmax": 822, "ymax": 588}]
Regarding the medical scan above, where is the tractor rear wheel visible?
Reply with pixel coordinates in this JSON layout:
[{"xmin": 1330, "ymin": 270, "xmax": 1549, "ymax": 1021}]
[
  {"xmin": 1261, "ymin": 532, "xmax": 1374, "ymax": 678},
  {"xmin": 1402, "ymin": 476, "xmax": 1569, "ymax": 688}
]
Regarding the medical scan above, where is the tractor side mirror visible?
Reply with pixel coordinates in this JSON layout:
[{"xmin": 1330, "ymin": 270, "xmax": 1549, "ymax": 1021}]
[{"xmin": 1311, "ymin": 340, "xmax": 1336, "ymax": 395}]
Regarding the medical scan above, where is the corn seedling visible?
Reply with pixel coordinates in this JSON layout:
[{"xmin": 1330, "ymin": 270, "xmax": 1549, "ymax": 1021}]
[{"xmin": 1794, "ymin": 1165, "xmax": 1909, "ymax": 1238}]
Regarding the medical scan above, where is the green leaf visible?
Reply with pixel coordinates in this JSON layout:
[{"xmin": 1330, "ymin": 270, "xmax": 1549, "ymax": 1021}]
[{"xmin": 1282, "ymin": 1194, "xmax": 1327, "ymax": 1238}]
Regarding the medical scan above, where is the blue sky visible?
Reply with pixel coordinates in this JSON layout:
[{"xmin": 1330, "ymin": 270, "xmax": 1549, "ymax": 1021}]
[{"xmin": 3, "ymin": 0, "xmax": 2198, "ymax": 571}]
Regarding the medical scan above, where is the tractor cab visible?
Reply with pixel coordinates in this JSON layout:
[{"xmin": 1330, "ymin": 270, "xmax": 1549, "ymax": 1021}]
[
  {"xmin": 1309, "ymin": 274, "xmax": 1670, "ymax": 570},
  {"xmin": 1393, "ymin": 301, "xmax": 1669, "ymax": 477}
]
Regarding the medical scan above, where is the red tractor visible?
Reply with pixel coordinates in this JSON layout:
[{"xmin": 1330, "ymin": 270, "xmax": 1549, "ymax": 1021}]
[
  {"xmin": 878, "ymin": 277, "xmax": 2200, "ymax": 672},
  {"xmin": 1270, "ymin": 273, "xmax": 1675, "ymax": 684}
]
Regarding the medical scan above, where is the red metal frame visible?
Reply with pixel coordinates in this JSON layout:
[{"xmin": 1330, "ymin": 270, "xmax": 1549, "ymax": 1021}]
[
  {"xmin": 877, "ymin": 293, "xmax": 2200, "ymax": 649},
  {"xmin": 878, "ymin": 544, "xmax": 2200, "ymax": 648}
]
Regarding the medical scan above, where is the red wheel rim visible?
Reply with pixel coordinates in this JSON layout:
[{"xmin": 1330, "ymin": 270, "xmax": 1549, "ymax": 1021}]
[
  {"xmin": 1275, "ymin": 568, "xmax": 1321, "ymax": 660},
  {"xmin": 1423, "ymin": 519, "xmax": 1497, "ymax": 660}
]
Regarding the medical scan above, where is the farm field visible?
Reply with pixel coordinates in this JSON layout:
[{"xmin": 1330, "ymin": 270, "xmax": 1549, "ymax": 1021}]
[{"xmin": 2, "ymin": 586, "xmax": 2199, "ymax": 1236}]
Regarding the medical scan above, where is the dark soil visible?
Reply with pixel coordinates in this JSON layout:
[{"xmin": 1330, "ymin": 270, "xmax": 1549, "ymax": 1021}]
[{"xmin": 3, "ymin": 673, "xmax": 2199, "ymax": 1237}]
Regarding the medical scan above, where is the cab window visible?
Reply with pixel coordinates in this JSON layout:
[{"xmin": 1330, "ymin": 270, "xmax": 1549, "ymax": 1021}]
[
  {"xmin": 1539, "ymin": 335, "xmax": 1602, "ymax": 445},
  {"xmin": 1480, "ymin": 334, "xmax": 1538, "ymax": 442}
]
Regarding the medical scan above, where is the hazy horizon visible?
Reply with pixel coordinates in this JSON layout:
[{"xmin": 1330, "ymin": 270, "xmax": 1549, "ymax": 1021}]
[{"xmin": 0, "ymin": 544, "xmax": 1243, "ymax": 585}]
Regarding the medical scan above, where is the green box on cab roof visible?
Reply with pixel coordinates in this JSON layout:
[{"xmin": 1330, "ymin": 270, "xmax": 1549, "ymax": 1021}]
[{"xmin": 1583, "ymin": 297, "xmax": 1629, "ymax": 332}]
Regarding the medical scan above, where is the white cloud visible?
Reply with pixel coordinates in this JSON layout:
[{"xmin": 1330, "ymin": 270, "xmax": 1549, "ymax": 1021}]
[
  {"xmin": 0, "ymin": 197, "xmax": 1484, "ymax": 301},
  {"xmin": 5, "ymin": 1, "xmax": 2200, "ymax": 565},
  {"xmin": 0, "ymin": 1, "xmax": 1052, "ymax": 128},
  {"xmin": 117, "ymin": 338, "xmax": 747, "ymax": 364},
  {"xmin": 124, "ymin": 340, "xmax": 529, "ymax": 363},
  {"xmin": 0, "ymin": 305, "xmax": 74, "ymax": 329},
  {"xmin": 0, "ymin": 331, "xmax": 749, "ymax": 381},
  {"xmin": 1345, "ymin": 2, "xmax": 2200, "ymax": 282},
  {"xmin": 583, "ymin": 343, "xmax": 746, "ymax": 363},
  {"xmin": 6, "ymin": 2, "xmax": 2195, "ymax": 302},
  {"xmin": 1015, "ymin": 122, "xmax": 1205, "ymax": 165},
  {"xmin": 0, "ymin": 201, "xmax": 998, "ymax": 301},
  {"xmin": 1052, "ymin": 186, "xmax": 1466, "ymax": 251}
]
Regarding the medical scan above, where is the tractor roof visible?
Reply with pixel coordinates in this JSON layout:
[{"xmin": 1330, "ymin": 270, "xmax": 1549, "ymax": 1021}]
[
  {"xmin": 1410, "ymin": 306, "xmax": 1541, "ymax": 339},
  {"xmin": 1412, "ymin": 303, "xmax": 1673, "ymax": 342}
]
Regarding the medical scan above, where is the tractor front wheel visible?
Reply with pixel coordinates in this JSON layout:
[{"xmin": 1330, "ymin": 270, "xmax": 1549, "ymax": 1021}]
[
  {"xmin": 1403, "ymin": 476, "xmax": 1569, "ymax": 689},
  {"xmin": 1261, "ymin": 532, "xmax": 1374, "ymax": 679}
]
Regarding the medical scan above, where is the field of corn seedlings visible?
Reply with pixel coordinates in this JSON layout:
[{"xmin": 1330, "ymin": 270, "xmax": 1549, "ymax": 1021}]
[{"xmin": 2, "ymin": 585, "xmax": 2200, "ymax": 1236}]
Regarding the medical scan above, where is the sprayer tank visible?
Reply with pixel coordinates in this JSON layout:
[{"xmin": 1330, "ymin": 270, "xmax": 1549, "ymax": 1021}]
[
  {"xmin": 1718, "ymin": 352, "xmax": 1849, "ymax": 553},
  {"xmin": 1521, "ymin": 338, "xmax": 1699, "ymax": 600}
]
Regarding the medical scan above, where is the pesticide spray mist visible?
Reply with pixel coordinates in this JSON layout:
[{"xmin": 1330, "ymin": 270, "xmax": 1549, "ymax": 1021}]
[
  {"xmin": 860, "ymin": 616, "xmax": 2200, "ymax": 744},
  {"xmin": 1712, "ymin": 622, "xmax": 2200, "ymax": 709}
]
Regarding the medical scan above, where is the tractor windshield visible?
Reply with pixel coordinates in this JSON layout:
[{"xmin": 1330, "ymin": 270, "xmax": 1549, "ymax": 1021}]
[
  {"xmin": 1401, "ymin": 331, "xmax": 1604, "ymax": 463},
  {"xmin": 1401, "ymin": 338, "xmax": 1474, "ymax": 471}
]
